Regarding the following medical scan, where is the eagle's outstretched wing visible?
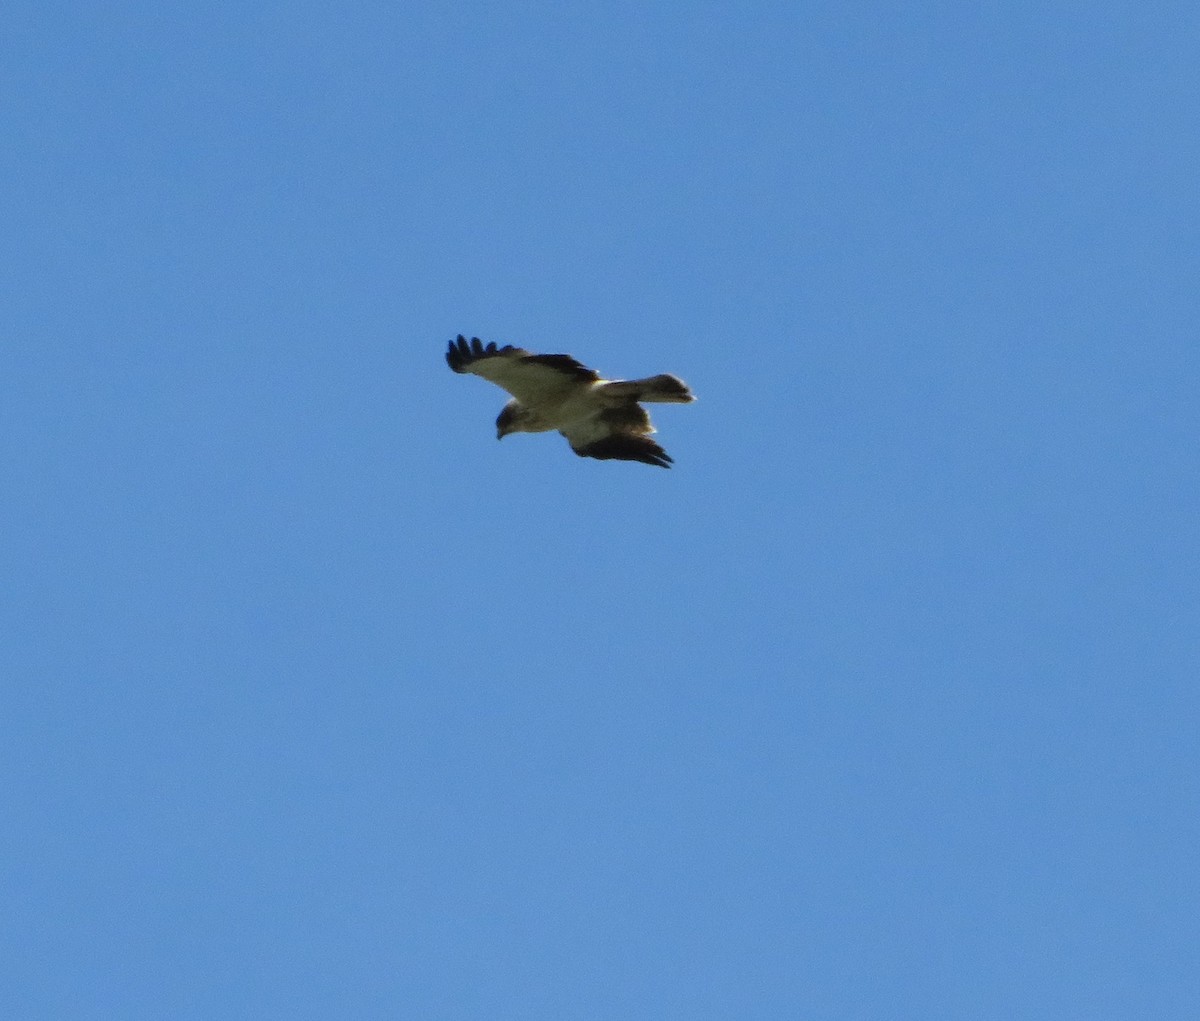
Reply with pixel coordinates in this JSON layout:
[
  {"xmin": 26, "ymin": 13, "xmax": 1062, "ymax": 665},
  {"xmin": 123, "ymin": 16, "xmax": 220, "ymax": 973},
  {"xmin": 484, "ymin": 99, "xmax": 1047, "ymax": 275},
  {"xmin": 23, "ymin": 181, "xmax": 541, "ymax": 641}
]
[
  {"xmin": 569, "ymin": 434, "xmax": 674, "ymax": 468},
  {"xmin": 446, "ymin": 335, "xmax": 600, "ymax": 406},
  {"xmin": 559, "ymin": 404, "xmax": 675, "ymax": 469}
]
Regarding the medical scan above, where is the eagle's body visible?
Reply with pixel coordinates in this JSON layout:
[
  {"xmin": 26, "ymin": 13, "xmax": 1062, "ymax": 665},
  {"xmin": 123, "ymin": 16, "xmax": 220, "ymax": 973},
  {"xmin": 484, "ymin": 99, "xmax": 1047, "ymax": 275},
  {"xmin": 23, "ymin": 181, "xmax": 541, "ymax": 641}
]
[{"xmin": 446, "ymin": 335, "xmax": 694, "ymax": 468}]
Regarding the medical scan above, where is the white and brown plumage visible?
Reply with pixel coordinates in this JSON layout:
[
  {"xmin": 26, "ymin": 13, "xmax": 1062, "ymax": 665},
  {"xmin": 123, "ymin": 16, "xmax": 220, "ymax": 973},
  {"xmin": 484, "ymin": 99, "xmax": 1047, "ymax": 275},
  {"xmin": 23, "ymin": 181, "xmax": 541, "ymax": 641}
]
[{"xmin": 446, "ymin": 335, "xmax": 695, "ymax": 468}]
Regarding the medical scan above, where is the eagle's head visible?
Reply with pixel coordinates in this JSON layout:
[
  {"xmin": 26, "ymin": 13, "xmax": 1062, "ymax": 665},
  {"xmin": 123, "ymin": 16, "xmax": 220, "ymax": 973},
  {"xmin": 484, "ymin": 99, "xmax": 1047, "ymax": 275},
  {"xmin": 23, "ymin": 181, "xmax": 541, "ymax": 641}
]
[
  {"xmin": 496, "ymin": 401, "xmax": 520, "ymax": 439},
  {"xmin": 496, "ymin": 400, "xmax": 549, "ymax": 438}
]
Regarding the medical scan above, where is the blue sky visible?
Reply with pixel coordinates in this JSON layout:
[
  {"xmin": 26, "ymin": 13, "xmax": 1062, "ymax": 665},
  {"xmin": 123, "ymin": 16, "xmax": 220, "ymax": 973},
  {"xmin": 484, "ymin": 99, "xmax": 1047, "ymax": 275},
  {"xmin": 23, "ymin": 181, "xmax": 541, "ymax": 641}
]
[{"xmin": 4, "ymin": 2, "xmax": 1198, "ymax": 1017}]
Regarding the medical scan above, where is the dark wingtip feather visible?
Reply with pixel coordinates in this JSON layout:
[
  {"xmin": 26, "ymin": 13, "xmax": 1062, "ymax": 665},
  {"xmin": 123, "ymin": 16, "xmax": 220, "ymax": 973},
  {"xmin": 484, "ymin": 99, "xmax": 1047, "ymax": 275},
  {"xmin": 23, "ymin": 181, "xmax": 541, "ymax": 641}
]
[
  {"xmin": 573, "ymin": 435, "xmax": 675, "ymax": 468},
  {"xmin": 446, "ymin": 335, "xmax": 469, "ymax": 372},
  {"xmin": 446, "ymin": 335, "xmax": 519, "ymax": 372}
]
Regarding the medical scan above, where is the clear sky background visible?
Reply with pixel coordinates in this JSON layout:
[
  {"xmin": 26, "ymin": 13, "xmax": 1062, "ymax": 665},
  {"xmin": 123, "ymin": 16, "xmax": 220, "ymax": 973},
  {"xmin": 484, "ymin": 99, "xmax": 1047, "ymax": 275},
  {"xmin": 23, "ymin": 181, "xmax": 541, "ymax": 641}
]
[{"xmin": 4, "ymin": 2, "xmax": 1198, "ymax": 1018}]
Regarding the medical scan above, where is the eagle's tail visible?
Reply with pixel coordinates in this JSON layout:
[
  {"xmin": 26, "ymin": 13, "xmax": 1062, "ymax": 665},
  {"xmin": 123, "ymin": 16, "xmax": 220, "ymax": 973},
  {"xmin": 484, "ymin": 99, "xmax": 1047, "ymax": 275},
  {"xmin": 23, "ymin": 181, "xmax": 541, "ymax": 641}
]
[{"xmin": 602, "ymin": 374, "xmax": 695, "ymax": 403}]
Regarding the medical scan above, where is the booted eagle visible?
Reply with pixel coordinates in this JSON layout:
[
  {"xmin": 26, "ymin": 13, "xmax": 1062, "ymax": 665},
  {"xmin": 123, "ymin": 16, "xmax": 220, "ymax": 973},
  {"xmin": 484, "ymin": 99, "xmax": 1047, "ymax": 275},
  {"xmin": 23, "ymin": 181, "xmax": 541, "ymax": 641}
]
[{"xmin": 446, "ymin": 335, "xmax": 695, "ymax": 468}]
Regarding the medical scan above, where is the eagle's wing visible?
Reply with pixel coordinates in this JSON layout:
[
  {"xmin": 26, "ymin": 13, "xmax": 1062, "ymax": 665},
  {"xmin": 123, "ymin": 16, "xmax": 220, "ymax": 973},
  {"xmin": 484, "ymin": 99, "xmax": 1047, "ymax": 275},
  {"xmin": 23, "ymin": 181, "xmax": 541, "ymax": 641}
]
[
  {"xmin": 446, "ymin": 335, "xmax": 601, "ymax": 406},
  {"xmin": 559, "ymin": 405, "xmax": 674, "ymax": 469}
]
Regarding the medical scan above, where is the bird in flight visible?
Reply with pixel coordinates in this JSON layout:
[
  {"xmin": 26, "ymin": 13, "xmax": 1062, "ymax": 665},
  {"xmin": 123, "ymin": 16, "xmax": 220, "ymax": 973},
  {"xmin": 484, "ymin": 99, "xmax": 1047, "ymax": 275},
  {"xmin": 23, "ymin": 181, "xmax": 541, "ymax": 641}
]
[{"xmin": 446, "ymin": 335, "xmax": 695, "ymax": 468}]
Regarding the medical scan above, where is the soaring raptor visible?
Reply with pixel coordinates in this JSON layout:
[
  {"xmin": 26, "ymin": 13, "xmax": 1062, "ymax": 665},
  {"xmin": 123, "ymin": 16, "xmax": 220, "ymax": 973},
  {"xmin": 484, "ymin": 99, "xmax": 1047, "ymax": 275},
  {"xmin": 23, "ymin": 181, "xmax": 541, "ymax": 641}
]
[{"xmin": 446, "ymin": 335, "xmax": 695, "ymax": 468}]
